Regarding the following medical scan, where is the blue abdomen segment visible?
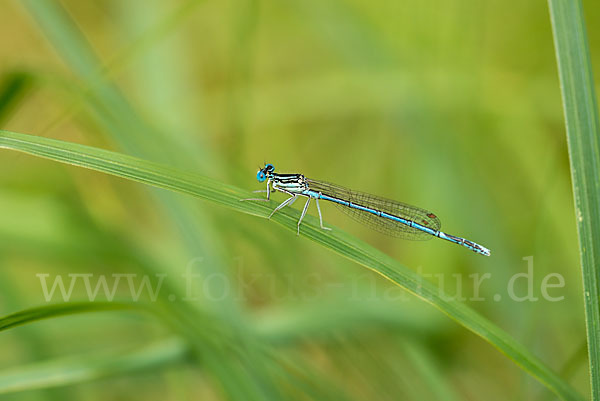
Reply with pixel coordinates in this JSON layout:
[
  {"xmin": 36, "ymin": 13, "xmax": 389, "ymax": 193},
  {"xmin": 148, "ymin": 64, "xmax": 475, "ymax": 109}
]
[
  {"xmin": 303, "ymin": 185, "xmax": 490, "ymax": 256},
  {"xmin": 313, "ymin": 191, "xmax": 439, "ymax": 237},
  {"xmin": 302, "ymin": 185, "xmax": 440, "ymax": 241}
]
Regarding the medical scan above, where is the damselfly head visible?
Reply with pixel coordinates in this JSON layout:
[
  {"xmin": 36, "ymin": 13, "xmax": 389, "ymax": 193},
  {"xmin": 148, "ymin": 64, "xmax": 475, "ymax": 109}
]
[{"xmin": 256, "ymin": 163, "xmax": 275, "ymax": 182}]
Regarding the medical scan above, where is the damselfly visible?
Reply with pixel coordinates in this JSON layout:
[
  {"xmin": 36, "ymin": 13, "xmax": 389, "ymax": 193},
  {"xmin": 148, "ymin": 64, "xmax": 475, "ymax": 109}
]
[{"xmin": 242, "ymin": 163, "xmax": 490, "ymax": 256}]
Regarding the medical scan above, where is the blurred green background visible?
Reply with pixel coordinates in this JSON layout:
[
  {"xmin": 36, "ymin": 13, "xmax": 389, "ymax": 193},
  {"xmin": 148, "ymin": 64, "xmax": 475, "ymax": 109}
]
[{"xmin": 0, "ymin": 0, "xmax": 598, "ymax": 400}]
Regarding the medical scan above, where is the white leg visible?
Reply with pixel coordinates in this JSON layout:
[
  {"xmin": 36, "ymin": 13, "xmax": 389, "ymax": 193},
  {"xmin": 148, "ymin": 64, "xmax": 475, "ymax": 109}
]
[
  {"xmin": 297, "ymin": 197, "xmax": 311, "ymax": 235},
  {"xmin": 315, "ymin": 198, "xmax": 331, "ymax": 230},
  {"xmin": 269, "ymin": 195, "xmax": 297, "ymax": 219},
  {"xmin": 241, "ymin": 180, "xmax": 271, "ymax": 201}
]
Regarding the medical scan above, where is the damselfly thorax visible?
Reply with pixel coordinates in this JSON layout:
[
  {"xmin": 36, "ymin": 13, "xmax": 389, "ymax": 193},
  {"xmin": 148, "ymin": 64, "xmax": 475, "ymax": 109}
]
[{"xmin": 270, "ymin": 173, "xmax": 308, "ymax": 194}]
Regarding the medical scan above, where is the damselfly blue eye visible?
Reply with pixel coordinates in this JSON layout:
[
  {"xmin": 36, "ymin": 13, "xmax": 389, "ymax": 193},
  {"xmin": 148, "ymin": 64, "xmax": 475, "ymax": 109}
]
[{"xmin": 257, "ymin": 171, "xmax": 266, "ymax": 182}]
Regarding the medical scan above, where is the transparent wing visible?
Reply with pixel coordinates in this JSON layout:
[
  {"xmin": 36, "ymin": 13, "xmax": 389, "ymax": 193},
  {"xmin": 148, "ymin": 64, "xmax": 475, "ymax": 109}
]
[{"xmin": 306, "ymin": 178, "xmax": 441, "ymax": 240}]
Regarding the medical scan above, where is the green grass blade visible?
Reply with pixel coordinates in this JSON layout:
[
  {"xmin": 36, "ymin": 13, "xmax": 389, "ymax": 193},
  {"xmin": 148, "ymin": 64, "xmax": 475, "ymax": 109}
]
[
  {"xmin": 0, "ymin": 301, "xmax": 144, "ymax": 333},
  {"xmin": 0, "ymin": 129, "xmax": 584, "ymax": 401},
  {"xmin": 0, "ymin": 338, "xmax": 188, "ymax": 394},
  {"xmin": 0, "ymin": 71, "xmax": 34, "ymax": 125},
  {"xmin": 548, "ymin": 1, "xmax": 600, "ymax": 399}
]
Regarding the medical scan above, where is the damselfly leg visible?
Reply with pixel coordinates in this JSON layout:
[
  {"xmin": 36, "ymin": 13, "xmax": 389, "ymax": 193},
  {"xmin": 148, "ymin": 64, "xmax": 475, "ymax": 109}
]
[
  {"xmin": 297, "ymin": 197, "xmax": 311, "ymax": 235},
  {"xmin": 315, "ymin": 198, "xmax": 331, "ymax": 230},
  {"xmin": 269, "ymin": 194, "xmax": 297, "ymax": 219},
  {"xmin": 241, "ymin": 181, "xmax": 271, "ymax": 201}
]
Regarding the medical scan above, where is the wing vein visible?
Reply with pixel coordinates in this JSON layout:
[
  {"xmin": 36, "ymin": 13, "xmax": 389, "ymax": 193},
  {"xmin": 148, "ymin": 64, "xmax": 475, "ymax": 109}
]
[{"xmin": 306, "ymin": 178, "xmax": 441, "ymax": 240}]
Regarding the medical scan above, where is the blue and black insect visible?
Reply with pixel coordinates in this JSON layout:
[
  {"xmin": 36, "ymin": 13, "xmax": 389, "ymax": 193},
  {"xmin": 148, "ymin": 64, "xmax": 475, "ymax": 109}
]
[{"xmin": 243, "ymin": 163, "xmax": 490, "ymax": 256}]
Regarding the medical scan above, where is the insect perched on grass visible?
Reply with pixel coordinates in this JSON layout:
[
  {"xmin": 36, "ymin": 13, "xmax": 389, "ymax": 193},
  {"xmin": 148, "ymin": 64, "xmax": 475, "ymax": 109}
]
[{"xmin": 243, "ymin": 163, "xmax": 490, "ymax": 256}]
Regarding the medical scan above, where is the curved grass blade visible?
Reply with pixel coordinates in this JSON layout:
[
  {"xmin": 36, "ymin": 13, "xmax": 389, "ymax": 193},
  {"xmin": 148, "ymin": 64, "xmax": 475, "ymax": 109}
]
[
  {"xmin": 0, "ymin": 338, "xmax": 188, "ymax": 394},
  {"xmin": 0, "ymin": 130, "xmax": 584, "ymax": 401},
  {"xmin": 0, "ymin": 301, "xmax": 144, "ymax": 333},
  {"xmin": 548, "ymin": 1, "xmax": 600, "ymax": 399}
]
